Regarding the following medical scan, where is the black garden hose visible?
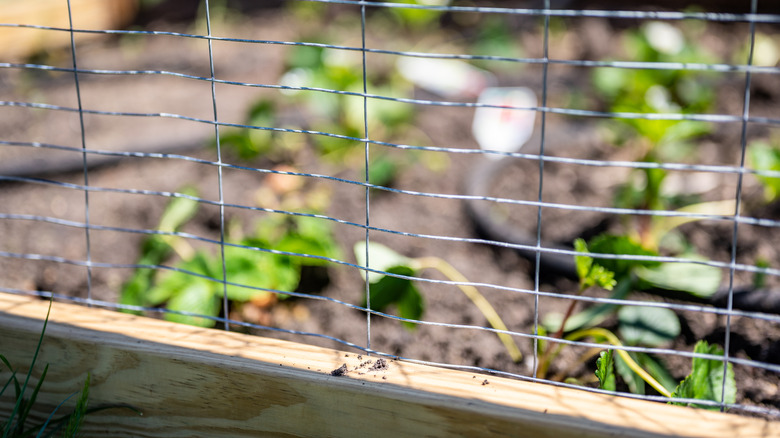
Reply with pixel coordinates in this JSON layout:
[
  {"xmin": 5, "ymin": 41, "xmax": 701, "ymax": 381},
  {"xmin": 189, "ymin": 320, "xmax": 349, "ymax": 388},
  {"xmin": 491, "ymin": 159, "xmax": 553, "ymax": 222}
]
[{"xmin": 463, "ymin": 156, "xmax": 780, "ymax": 315}]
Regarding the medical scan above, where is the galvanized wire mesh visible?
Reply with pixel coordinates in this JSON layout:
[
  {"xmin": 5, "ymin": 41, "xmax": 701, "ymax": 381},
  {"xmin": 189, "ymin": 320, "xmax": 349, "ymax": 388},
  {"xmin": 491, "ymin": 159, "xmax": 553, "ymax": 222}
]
[{"xmin": 1, "ymin": 0, "xmax": 779, "ymax": 417}]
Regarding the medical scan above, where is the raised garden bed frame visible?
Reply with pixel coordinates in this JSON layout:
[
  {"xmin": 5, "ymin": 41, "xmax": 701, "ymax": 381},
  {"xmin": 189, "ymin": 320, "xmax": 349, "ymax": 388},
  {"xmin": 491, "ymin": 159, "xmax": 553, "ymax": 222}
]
[{"xmin": 0, "ymin": 293, "xmax": 777, "ymax": 437}]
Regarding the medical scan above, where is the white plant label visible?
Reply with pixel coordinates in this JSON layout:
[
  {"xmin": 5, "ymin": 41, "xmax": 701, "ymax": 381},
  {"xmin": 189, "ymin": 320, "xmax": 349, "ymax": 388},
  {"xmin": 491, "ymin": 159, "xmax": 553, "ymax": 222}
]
[{"xmin": 472, "ymin": 87, "xmax": 537, "ymax": 158}]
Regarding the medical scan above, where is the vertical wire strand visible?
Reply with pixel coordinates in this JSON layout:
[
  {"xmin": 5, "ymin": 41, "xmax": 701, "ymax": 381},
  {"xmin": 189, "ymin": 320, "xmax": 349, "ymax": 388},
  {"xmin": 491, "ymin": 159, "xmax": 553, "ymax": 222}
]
[
  {"xmin": 532, "ymin": 0, "xmax": 552, "ymax": 378},
  {"xmin": 361, "ymin": 3, "xmax": 372, "ymax": 352},
  {"xmin": 66, "ymin": 0, "xmax": 92, "ymax": 304},
  {"xmin": 204, "ymin": 0, "xmax": 230, "ymax": 331},
  {"xmin": 722, "ymin": 0, "xmax": 758, "ymax": 410}
]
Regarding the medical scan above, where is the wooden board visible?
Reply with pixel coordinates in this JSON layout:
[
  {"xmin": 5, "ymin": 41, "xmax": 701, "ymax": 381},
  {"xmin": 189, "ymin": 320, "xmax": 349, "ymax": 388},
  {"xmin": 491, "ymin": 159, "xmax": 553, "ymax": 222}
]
[
  {"xmin": 0, "ymin": 293, "xmax": 776, "ymax": 437},
  {"xmin": 0, "ymin": 0, "xmax": 137, "ymax": 61}
]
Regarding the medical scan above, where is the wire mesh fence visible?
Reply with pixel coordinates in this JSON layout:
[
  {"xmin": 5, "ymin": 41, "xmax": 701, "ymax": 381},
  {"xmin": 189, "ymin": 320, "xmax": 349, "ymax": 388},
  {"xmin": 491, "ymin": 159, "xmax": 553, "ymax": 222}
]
[{"xmin": 1, "ymin": 0, "xmax": 779, "ymax": 419}]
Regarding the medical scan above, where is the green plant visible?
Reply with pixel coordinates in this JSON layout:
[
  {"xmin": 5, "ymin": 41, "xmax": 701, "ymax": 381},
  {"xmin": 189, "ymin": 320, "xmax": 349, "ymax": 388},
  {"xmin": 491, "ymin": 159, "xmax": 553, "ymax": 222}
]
[
  {"xmin": 381, "ymin": 0, "xmax": 450, "ymax": 30},
  {"xmin": 354, "ymin": 241, "xmax": 522, "ymax": 362},
  {"xmin": 748, "ymin": 140, "xmax": 780, "ymax": 203},
  {"xmin": 587, "ymin": 23, "xmax": 736, "ymax": 332},
  {"xmin": 543, "ymin": 239, "xmax": 736, "ymax": 407},
  {"xmin": 1, "ymin": 298, "xmax": 139, "ymax": 437},
  {"xmin": 278, "ymin": 34, "xmax": 449, "ymax": 186},
  {"xmin": 593, "ymin": 21, "xmax": 716, "ymax": 153},
  {"xmin": 539, "ymin": 239, "xmax": 680, "ymax": 397},
  {"xmin": 595, "ymin": 340, "xmax": 736, "ymax": 410},
  {"xmin": 121, "ymin": 187, "xmax": 341, "ymax": 328},
  {"xmin": 670, "ymin": 341, "xmax": 736, "ymax": 410},
  {"xmin": 218, "ymin": 100, "xmax": 289, "ymax": 161},
  {"xmin": 595, "ymin": 349, "xmax": 616, "ymax": 391}
]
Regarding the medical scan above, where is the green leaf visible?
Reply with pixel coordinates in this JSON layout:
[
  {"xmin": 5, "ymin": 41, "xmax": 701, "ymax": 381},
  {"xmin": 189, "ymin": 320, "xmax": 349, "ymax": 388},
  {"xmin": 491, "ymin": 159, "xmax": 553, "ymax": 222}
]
[
  {"xmin": 223, "ymin": 246, "xmax": 299, "ymax": 302},
  {"xmin": 367, "ymin": 155, "xmax": 399, "ymax": 188},
  {"xmin": 276, "ymin": 216, "xmax": 341, "ymax": 266},
  {"xmin": 366, "ymin": 265, "xmax": 415, "ymax": 309},
  {"xmin": 119, "ymin": 235, "xmax": 175, "ymax": 311},
  {"xmin": 650, "ymin": 200, "xmax": 737, "ymax": 244},
  {"xmin": 615, "ymin": 351, "xmax": 644, "ymax": 395},
  {"xmin": 365, "ymin": 266, "xmax": 424, "ymax": 330},
  {"xmin": 0, "ymin": 356, "xmax": 15, "ymax": 399},
  {"xmin": 618, "ymin": 306, "xmax": 680, "ymax": 347},
  {"xmin": 636, "ymin": 353, "xmax": 678, "ymax": 394},
  {"xmin": 145, "ymin": 252, "xmax": 212, "ymax": 306},
  {"xmin": 158, "ymin": 188, "xmax": 199, "ymax": 233},
  {"xmin": 286, "ymin": 44, "xmax": 324, "ymax": 70},
  {"xmin": 388, "ymin": 0, "xmax": 445, "ymax": 29},
  {"xmin": 670, "ymin": 341, "xmax": 736, "ymax": 410},
  {"xmin": 354, "ymin": 242, "xmax": 413, "ymax": 283},
  {"xmin": 635, "ymin": 258, "xmax": 721, "ymax": 299},
  {"xmin": 5, "ymin": 298, "xmax": 53, "ymax": 436},
  {"xmin": 661, "ymin": 120, "xmax": 712, "ymax": 144},
  {"xmin": 748, "ymin": 140, "xmax": 780, "ymax": 202},
  {"xmin": 595, "ymin": 349, "xmax": 616, "ymax": 391},
  {"xmin": 397, "ymin": 281, "xmax": 424, "ymax": 330},
  {"xmin": 164, "ymin": 278, "xmax": 220, "ymax": 327},
  {"xmin": 63, "ymin": 373, "xmax": 90, "ymax": 437},
  {"xmin": 574, "ymin": 238, "xmax": 616, "ymax": 291},
  {"xmin": 592, "ymin": 66, "xmax": 629, "ymax": 100},
  {"xmin": 587, "ymin": 234, "xmax": 660, "ymax": 277}
]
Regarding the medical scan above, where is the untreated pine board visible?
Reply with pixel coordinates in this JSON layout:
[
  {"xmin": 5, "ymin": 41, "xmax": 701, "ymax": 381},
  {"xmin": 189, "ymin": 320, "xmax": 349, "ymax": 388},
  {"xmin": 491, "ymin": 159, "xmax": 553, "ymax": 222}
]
[{"xmin": 0, "ymin": 294, "xmax": 776, "ymax": 437}]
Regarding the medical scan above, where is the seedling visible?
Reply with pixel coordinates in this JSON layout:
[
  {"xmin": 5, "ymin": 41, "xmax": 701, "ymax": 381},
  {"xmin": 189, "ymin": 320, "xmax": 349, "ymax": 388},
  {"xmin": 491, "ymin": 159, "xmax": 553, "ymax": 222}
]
[
  {"xmin": 593, "ymin": 21, "xmax": 723, "ymax": 253},
  {"xmin": 543, "ymin": 237, "xmax": 736, "ymax": 405},
  {"xmin": 121, "ymin": 187, "xmax": 341, "ymax": 328},
  {"xmin": 670, "ymin": 340, "xmax": 736, "ymax": 410},
  {"xmin": 593, "ymin": 21, "xmax": 716, "ymax": 155},
  {"xmin": 280, "ymin": 42, "xmax": 417, "ymax": 180},
  {"xmin": 594, "ymin": 340, "xmax": 736, "ymax": 410},
  {"xmin": 354, "ymin": 241, "xmax": 522, "ymax": 362},
  {"xmin": 218, "ymin": 99, "xmax": 288, "ymax": 161},
  {"xmin": 595, "ymin": 349, "xmax": 616, "ymax": 391},
  {"xmin": 539, "ymin": 239, "xmax": 679, "ymax": 397}
]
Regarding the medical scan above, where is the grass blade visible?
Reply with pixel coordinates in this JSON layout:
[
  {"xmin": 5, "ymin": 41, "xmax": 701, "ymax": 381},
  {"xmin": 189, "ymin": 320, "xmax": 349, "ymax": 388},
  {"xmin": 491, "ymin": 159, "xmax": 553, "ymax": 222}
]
[{"xmin": 4, "ymin": 298, "xmax": 53, "ymax": 438}]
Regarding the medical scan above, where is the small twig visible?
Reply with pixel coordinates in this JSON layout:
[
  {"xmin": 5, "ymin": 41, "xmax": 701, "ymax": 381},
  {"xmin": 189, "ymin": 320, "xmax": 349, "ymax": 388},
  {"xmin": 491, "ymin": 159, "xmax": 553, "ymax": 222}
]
[{"xmin": 414, "ymin": 257, "xmax": 523, "ymax": 363}]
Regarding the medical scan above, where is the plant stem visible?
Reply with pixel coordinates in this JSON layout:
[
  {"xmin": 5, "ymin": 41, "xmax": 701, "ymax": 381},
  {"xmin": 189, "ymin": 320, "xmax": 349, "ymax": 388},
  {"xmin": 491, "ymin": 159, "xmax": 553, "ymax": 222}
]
[
  {"xmin": 536, "ymin": 284, "xmax": 588, "ymax": 378},
  {"xmin": 414, "ymin": 257, "xmax": 523, "ymax": 363},
  {"xmin": 161, "ymin": 235, "xmax": 195, "ymax": 261},
  {"xmin": 566, "ymin": 327, "xmax": 672, "ymax": 398}
]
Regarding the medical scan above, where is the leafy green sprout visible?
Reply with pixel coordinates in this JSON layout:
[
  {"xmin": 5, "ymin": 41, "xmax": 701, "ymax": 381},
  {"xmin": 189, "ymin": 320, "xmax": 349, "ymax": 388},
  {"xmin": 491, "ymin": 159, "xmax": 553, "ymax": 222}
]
[
  {"xmin": 593, "ymin": 21, "xmax": 722, "ymax": 250},
  {"xmin": 543, "ymin": 238, "xmax": 735, "ymax": 406},
  {"xmin": 121, "ymin": 187, "xmax": 341, "ymax": 328},
  {"xmin": 354, "ymin": 242, "xmax": 522, "ymax": 363},
  {"xmin": 538, "ymin": 238, "xmax": 677, "ymax": 395},
  {"xmin": 1, "ymin": 298, "xmax": 140, "ymax": 437},
  {"xmin": 596, "ymin": 340, "xmax": 736, "ymax": 410},
  {"xmin": 536, "ymin": 238, "xmax": 674, "ymax": 395}
]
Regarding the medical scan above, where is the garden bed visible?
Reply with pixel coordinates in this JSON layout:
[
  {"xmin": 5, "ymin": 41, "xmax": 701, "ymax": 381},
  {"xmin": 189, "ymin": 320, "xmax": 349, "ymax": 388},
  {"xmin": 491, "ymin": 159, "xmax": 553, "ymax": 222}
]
[{"xmin": 1, "ymin": 1, "xmax": 778, "ymax": 419}]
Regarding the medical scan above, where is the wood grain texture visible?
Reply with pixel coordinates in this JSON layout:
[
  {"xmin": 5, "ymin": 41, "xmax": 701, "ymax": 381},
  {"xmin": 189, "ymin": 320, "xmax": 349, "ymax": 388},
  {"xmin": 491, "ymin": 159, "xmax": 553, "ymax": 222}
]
[{"xmin": 0, "ymin": 294, "xmax": 776, "ymax": 437}]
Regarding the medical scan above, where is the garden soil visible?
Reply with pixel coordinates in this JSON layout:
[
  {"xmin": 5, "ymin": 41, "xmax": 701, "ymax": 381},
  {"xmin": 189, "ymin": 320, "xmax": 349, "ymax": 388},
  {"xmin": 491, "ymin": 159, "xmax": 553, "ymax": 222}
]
[{"xmin": 0, "ymin": 4, "xmax": 777, "ymax": 416}]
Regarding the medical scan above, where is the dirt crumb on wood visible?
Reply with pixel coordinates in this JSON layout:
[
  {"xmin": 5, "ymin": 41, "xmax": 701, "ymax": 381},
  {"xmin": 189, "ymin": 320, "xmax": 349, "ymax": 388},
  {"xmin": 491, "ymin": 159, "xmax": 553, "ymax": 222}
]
[
  {"xmin": 330, "ymin": 364, "xmax": 348, "ymax": 376},
  {"xmin": 369, "ymin": 358, "xmax": 389, "ymax": 372}
]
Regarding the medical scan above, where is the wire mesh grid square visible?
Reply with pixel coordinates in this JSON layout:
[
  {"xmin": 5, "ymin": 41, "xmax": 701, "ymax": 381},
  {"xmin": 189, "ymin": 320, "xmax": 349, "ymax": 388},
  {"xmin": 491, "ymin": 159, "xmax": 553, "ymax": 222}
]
[{"xmin": 0, "ymin": 0, "xmax": 778, "ymax": 418}]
